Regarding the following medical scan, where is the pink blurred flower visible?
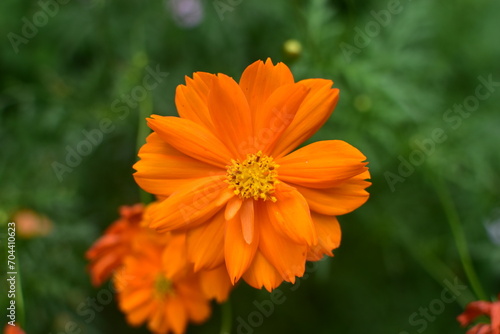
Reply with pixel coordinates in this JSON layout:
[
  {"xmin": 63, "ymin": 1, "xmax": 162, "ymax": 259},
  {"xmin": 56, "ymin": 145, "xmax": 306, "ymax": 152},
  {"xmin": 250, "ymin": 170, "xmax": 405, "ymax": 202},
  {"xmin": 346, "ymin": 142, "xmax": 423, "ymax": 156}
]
[{"xmin": 167, "ymin": 0, "xmax": 204, "ymax": 28}]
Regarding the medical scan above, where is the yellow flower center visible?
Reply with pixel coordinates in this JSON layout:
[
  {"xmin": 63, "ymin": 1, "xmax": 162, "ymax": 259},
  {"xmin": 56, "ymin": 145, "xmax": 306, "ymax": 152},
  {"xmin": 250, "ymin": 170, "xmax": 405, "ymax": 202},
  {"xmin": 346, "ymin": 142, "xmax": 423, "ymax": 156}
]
[
  {"xmin": 154, "ymin": 275, "xmax": 172, "ymax": 298},
  {"xmin": 226, "ymin": 151, "xmax": 279, "ymax": 202}
]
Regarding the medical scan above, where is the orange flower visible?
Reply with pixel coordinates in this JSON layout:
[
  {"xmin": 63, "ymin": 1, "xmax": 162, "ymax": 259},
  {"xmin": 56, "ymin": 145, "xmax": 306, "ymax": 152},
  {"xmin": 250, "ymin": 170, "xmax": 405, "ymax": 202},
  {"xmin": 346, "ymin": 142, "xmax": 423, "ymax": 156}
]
[
  {"xmin": 86, "ymin": 204, "xmax": 144, "ymax": 286},
  {"xmin": 114, "ymin": 231, "xmax": 213, "ymax": 334},
  {"xmin": 457, "ymin": 296, "xmax": 500, "ymax": 334},
  {"xmin": 133, "ymin": 58, "xmax": 370, "ymax": 291},
  {"xmin": 3, "ymin": 324, "xmax": 25, "ymax": 334},
  {"xmin": 12, "ymin": 209, "xmax": 53, "ymax": 239}
]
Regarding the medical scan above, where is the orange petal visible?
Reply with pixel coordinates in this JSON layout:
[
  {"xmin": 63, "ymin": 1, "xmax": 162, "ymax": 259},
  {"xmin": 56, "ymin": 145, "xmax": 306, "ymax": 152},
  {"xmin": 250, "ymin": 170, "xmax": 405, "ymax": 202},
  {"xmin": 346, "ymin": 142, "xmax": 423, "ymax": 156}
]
[
  {"xmin": 240, "ymin": 199, "xmax": 255, "ymax": 244},
  {"xmin": 259, "ymin": 201, "xmax": 307, "ymax": 283},
  {"xmin": 242, "ymin": 250, "xmax": 283, "ymax": 292},
  {"xmin": 266, "ymin": 183, "xmax": 317, "ymax": 246},
  {"xmin": 148, "ymin": 305, "xmax": 168, "ymax": 334},
  {"xmin": 181, "ymin": 290, "xmax": 211, "ymax": 323},
  {"xmin": 182, "ymin": 298, "xmax": 211, "ymax": 324},
  {"xmin": 272, "ymin": 79, "xmax": 339, "ymax": 157},
  {"xmin": 276, "ymin": 140, "xmax": 368, "ymax": 189},
  {"xmin": 224, "ymin": 208, "xmax": 259, "ymax": 284},
  {"xmin": 134, "ymin": 133, "xmax": 225, "ymax": 197},
  {"xmin": 255, "ymin": 83, "xmax": 310, "ymax": 155},
  {"xmin": 186, "ymin": 210, "xmax": 225, "ymax": 271},
  {"xmin": 88, "ymin": 253, "xmax": 120, "ymax": 286},
  {"xmin": 165, "ymin": 297, "xmax": 188, "ymax": 334},
  {"xmin": 457, "ymin": 300, "xmax": 492, "ymax": 326},
  {"xmin": 162, "ymin": 233, "xmax": 189, "ymax": 279},
  {"xmin": 199, "ymin": 266, "xmax": 233, "ymax": 303},
  {"xmin": 295, "ymin": 170, "xmax": 371, "ymax": 216},
  {"xmin": 148, "ymin": 176, "xmax": 232, "ymax": 232},
  {"xmin": 239, "ymin": 59, "xmax": 294, "ymax": 114},
  {"xmin": 120, "ymin": 288, "xmax": 152, "ymax": 313},
  {"xmin": 491, "ymin": 302, "xmax": 500, "ymax": 334},
  {"xmin": 176, "ymin": 72, "xmax": 216, "ymax": 130},
  {"xmin": 224, "ymin": 196, "xmax": 243, "ymax": 221},
  {"xmin": 465, "ymin": 324, "xmax": 495, "ymax": 334},
  {"xmin": 147, "ymin": 115, "xmax": 232, "ymax": 168},
  {"xmin": 126, "ymin": 301, "xmax": 156, "ymax": 326},
  {"xmin": 207, "ymin": 73, "xmax": 252, "ymax": 159},
  {"xmin": 307, "ymin": 213, "xmax": 341, "ymax": 261},
  {"xmin": 239, "ymin": 59, "xmax": 295, "ymax": 138}
]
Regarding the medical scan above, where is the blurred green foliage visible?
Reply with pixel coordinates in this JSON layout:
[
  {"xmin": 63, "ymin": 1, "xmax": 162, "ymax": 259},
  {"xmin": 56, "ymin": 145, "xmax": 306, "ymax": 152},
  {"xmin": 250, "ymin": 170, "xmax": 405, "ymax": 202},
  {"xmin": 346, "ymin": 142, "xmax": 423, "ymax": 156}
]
[{"xmin": 1, "ymin": 0, "xmax": 500, "ymax": 333}]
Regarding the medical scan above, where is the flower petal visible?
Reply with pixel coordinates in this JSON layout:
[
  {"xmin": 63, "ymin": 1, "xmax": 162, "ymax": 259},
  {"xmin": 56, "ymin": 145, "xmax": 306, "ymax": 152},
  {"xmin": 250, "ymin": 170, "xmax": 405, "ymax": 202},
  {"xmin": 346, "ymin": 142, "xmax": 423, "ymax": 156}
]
[
  {"xmin": 181, "ymin": 287, "xmax": 211, "ymax": 323},
  {"xmin": 242, "ymin": 250, "xmax": 283, "ymax": 292},
  {"xmin": 295, "ymin": 170, "xmax": 371, "ymax": 216},
  {"xmin": 148, "ymin": 305, "xmax": 168, "ymax": 333},
  {"xmin": 272, "ymin": 79, "xmax": 339, "ymax": 157},
  {"xmin": 165, "ymin": 297, "xmax": 188, "ymax": 334},
  {"xmin": 465, "ymin": 324, "xmax": 494, "ymax": 334},
  {"xmin": 147, "ymin": 115, "xmax": 232, "ymax": 168},
  {"xmin": 457, "ymin": 300, "xmax": 492, "ymax": 326},
  {"xmin": 491, "ymin": 302, "xmax": 500, "ymax": 334},
  {"xmin": 120, "ymin": 288, "xmax": 153, "ymax": 313},
  {"xmin": 224, "ymin": 196, "xmax": 243, "ymax": 221},
  {"xmin": 239, "ymin": 59, "xmax": 295, "ymax": 138},
  {"xmin": 148, "ymin": 176, "xmax": 232, "ymax": 232},
  {"xmin": 175, "ymin": 72, "xmax": 215, "ymax": 130},
  {"xmin": 162, "ymin": 233, "xmax": 189, "ymax": 279},
  {"xmin": 266, "ymin": 182, "xmax": 317, "ymax": 245},
  {"xmin": 134, "ymin": 133, "xmax": 225, "ymax": 197},
  {"xmin": 307, "ymin": 213, "xmax": 341, "ymax": 261},
  {"xmin": 208, "ymin": 73, "xmax": 253, "ymax": 159},
  {"xmin": 254, "ymin": 83, "xmax": 310, "ymax": 155},
  {"xmin": 199, "ymin": 266, "xmax": 233, "ymax": 303},
  {"xmin": 186, "ymin": 210, "xmax": 225, "ymax": 271},
  {"xmin": 240, "ymin": 199, "xmax": 255, "ymax": 244},
  {"xmin": 276, "ymin": 140, "xmax": 368, "ymax": 189},
  {"xmin": 259, "ymin": 201, "xmax": 307, "ymax": 283},
  {"xmin": 127, "ymin": 300, "xmax": 155, "ymax": 326},
  {"xmin": 239, "ymin": 59, "xmax": 294, "ymax": 114},
  {"xmin": 224, "ymin": 207, "xmax": 259, "ymax": 284}
]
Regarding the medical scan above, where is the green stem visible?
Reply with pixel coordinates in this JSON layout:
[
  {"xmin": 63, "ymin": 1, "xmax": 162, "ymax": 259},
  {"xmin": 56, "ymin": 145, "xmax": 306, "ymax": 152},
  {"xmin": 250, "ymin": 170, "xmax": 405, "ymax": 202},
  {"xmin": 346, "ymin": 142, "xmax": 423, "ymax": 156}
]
[
  {"xmin": 220, "ymin": 300, "xmax": 232, "ymax": 334},
  {"xmin": 434, "ymin": 176, "xmax": 487, "ymax": 301},
  {"xmin": 16, "ymin": 256, "xmax": 25, "ymax": 328}
]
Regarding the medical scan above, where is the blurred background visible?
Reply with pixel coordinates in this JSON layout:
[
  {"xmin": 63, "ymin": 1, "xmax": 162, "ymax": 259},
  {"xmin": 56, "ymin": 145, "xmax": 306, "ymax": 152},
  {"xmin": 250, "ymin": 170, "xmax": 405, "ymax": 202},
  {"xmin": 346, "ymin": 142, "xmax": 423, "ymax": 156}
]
[{"xmin": 1, "ymin": 0, "xmax": 500, "ymax": 333}]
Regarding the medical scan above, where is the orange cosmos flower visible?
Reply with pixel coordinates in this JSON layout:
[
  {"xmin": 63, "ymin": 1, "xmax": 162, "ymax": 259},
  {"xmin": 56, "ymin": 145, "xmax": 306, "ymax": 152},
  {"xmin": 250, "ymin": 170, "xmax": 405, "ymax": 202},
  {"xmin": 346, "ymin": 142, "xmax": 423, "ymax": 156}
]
[
  {"xmin": 114, "ymin": 231, "xmax": 213, "ymax": 334},
  {"xmin": 86, "ymin": 203, "xmax": 144, "ymax": 286},
  {"xmin": 457, "ymin": 296, "xmax": 500, "ymax": 334},
  {"xmin": 3, "ymin": 324, "xmax": 25, "ymax": 334},
  {"xmin": 12, "ymin": 209, "xmax": 53, "ymax": 239},
  {"xmin": 133, "ymin": 58, "xmax": 370, "ymax": 291}
]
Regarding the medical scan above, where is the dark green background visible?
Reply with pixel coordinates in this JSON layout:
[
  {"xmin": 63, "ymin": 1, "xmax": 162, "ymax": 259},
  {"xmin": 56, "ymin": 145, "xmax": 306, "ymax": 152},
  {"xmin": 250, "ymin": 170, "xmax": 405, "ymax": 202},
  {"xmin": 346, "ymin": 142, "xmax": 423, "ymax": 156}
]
[{"xmin": 1, "ymin": 0, "xmax": 500, "ymax": 333}]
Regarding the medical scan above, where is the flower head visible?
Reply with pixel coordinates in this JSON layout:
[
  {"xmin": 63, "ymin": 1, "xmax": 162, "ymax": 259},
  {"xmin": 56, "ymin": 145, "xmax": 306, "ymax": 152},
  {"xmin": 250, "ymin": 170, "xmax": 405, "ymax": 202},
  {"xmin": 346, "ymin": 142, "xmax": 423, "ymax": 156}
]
[
  {"xmin": 114, "ymin": 231, "xmax": 212, "ymax": 334},
  {"xmin": 458, "ymin": 296, "xmax": 500, "ymax": 334},
  {"xmin": 88, "ymin": 202, "xmax": 232, "ymax": 333},
  {"xmin": 12, "ymin": 209, "xmax": 53, "ymax": 239},
  {"xmin": 3, "ymin": 324, "xmax": 25, "ymax": 334},
  {"xmin": 134, "ymin": 59, "xmax": 370, "ymax": 291}
]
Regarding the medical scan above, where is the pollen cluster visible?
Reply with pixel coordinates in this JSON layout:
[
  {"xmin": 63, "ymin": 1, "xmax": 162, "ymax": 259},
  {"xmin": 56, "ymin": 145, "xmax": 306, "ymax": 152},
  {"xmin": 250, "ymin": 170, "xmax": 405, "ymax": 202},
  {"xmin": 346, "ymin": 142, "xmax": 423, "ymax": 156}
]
[
  {"xmin": 154, "ymin": 275, "xmax": 173, "ymax": 297},
  {"xmin": 226, "ymin": 151, "xmax": 279, "ymax": 202}
]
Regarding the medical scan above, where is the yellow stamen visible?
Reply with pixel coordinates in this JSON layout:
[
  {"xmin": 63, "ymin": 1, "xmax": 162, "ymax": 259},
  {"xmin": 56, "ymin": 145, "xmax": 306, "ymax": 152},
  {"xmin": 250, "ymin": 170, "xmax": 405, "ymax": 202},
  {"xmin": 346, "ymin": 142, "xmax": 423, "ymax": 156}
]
[
  {"xmin": 154, "ymin": 275, "xmax": 172, "ymax": 298},
  {"xmin": 226, "ymin": 151, "xmax": 279, "ymax": 202}
]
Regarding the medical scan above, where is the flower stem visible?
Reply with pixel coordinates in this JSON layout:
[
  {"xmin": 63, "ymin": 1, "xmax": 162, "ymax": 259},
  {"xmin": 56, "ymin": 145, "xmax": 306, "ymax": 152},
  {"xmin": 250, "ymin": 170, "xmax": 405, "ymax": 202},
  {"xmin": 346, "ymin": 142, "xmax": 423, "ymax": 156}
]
[
  {"xmin": 220, "ymin": 300, "xmax": 232, "ymax": 334},
  {"xmin": 16, "ymin": 256, "xmax": 25, "ymax": 328},
  {"xmin": 434, "ymin": 176, "xmax": 487, "ymax": 301}
]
